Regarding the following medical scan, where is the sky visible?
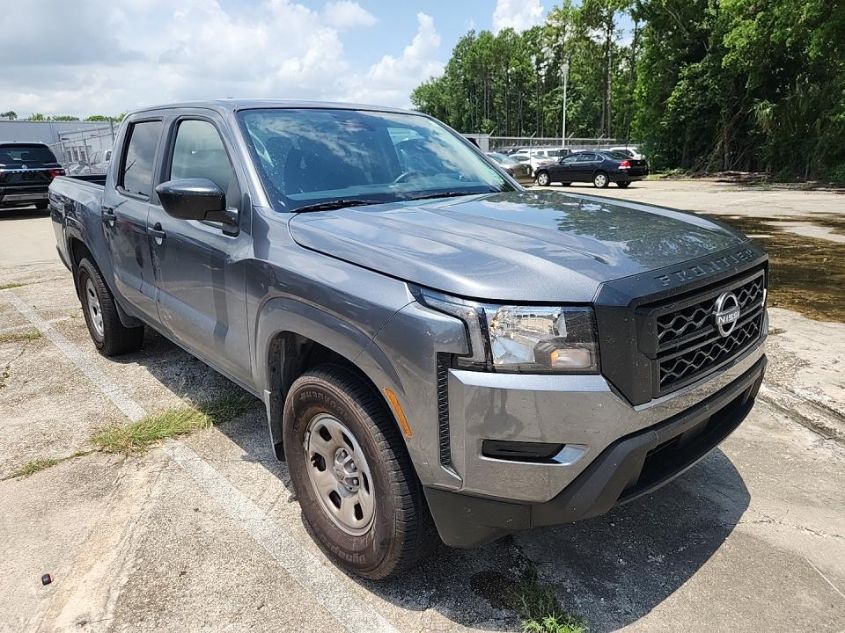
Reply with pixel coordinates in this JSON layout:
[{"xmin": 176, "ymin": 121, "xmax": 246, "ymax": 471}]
[{"xmin": 1, "ymin": 0, "xmax": 600, "ymax": 118}]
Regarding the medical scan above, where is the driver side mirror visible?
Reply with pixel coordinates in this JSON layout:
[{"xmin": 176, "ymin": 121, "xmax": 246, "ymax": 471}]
[{"xmin": 155, "ymin": 178, "xmax": 236, "ymax": 226}]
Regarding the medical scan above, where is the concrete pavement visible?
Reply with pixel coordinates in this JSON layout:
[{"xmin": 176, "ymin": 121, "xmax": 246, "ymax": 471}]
[{"xmin": 1, "ymin": 189, "xmax": 843, "ymax": 632}]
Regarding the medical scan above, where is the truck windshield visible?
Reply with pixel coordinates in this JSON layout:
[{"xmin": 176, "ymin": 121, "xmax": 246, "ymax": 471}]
[{"xmin": 238, "ymin": 108, "xmax": 513, "ymax": 212}]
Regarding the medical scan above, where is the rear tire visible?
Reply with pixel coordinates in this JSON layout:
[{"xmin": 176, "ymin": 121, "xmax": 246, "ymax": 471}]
[
  {"xmin": 561, "ymin": 182, "xmax": 572, "ymax": 186},
  {"xmin": 536, "ymin": 171, "xmax": 551, "ymax": 186},
  {"xmin": 283, "ymin": 365, "xmax": 439, "ymax": 579},
  {"xmin": 617, "ymin": 181, "xmax": 631, "ymax": 188},
  {"xmin": 593, "ymin": 171, "xmax": 609, "ymax": 188},
  {"xmin": 76, "ymin": 258, "xmax": 144, "ymax": 356}
]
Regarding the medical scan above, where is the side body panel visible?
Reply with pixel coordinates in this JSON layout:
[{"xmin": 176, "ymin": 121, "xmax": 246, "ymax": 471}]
[{"xmin": 148, "ymin": 109, "xmax": 254, "ymax": 385}]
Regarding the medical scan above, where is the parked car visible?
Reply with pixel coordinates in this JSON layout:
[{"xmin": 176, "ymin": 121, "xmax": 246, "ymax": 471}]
[
  {"xmin": 535, "ymin": 150, "xmax": 649, "ymax": 188},
  {"xmin": 485, "ymin": 151, "xmax": 534, "ymax": 184},
  {"xmin": 510, "ymin": 146, "xmax": 571, "ymax": 173},
  {"xmin": 0, "ymin": 143, "xmax": 64, "ymax": 209},
  {"xmin": 608, "ymin": 146, "xmax": 645, "ymax": 160},
  {"xmin": 50, "ymin": 100, "xmax": 767, "ymax": 579}
]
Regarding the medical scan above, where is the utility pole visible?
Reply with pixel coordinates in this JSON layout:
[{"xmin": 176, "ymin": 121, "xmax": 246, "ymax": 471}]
[{"xmin": 561, "ymin": 59, "xmax": 569, "ymax": 147}]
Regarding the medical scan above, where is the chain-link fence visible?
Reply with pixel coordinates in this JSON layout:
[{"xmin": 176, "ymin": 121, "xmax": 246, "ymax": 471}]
[
  {"xmin": 488, "ymin": 136, "xmax": 638, "ymax": 152},
  {"xmin": 0, "ymin": 120, "xmax": 116, "ymax": 174}
]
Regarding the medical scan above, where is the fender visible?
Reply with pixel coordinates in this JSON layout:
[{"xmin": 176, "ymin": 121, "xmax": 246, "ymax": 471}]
[{"xmin": 254, "ymin": 295, "xmax": 408, "ymax": 460}]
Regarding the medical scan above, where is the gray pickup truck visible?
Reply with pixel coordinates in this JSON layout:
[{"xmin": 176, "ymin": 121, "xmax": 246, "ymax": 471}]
[{"xmin": 49, "ymin": 100, "xmax": 768, "ymax": 579}]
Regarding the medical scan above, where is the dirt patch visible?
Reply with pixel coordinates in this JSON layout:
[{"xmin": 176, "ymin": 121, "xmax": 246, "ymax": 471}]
[{"xmin": 702, "ymin": 214, "xmax": 845, "ymax": 322}]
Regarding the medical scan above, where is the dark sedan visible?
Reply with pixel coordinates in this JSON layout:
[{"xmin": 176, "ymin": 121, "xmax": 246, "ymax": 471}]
[{"xmin": 534, "ymin": 150, "xmax": 648, "ymax": 188}]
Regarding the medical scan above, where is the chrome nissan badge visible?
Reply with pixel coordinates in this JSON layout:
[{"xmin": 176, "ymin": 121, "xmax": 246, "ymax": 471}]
[{"xmin": 713, "ymin": 292, "xmax": 740, "ymax": 337}]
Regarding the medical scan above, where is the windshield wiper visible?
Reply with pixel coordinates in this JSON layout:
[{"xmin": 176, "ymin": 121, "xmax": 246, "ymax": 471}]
[
  {"xmin": 399, "ymin": 189, "xmax": 499, "ymax": 202},
  {"xmin": 293, "ymin": 198, "xmax": 386, "ymax": 213}
]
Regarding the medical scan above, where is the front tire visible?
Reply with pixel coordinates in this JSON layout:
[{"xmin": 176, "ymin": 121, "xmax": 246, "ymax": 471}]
[
  {"xmin": 283, "ymin": 365, "xmax": 438, "ymax": 579},
  {"xmin": 593, "ymin": 171, "xmax": 609, "ymax": 188},
  {"xmin": 536, "ymin": 171, "xmax": 551, "ymax": 186},
  {"xmin": 76, "ymin": 258, "xmax": 144, "ymax": 356}
]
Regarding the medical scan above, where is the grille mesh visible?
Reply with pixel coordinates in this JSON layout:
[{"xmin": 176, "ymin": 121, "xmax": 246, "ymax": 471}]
[
  {"xmin": 656, "ymin": 274, "xmax": 764, "ymax": 350},
  {"xmin": 659, "ymin": 317, "xmax": 762, "ymax": 388}
]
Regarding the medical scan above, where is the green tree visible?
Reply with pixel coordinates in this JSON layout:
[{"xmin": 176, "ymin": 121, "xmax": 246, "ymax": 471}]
[{"xmin": 0, "ymin": 111, "xmax": 17, "ymax": 120}]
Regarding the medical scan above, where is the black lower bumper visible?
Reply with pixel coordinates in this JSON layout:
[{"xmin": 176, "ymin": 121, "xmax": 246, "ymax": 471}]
[{"xmin": 425, "ymin": 356, "xmax": 766, "ymax": 548}]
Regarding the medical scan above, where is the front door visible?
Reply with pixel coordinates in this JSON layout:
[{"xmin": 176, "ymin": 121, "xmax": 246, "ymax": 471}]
[
  {"xmin": 553, "ymin": 155, "xmax": 580, "ymax": 182},
  {"xmin": 103, "ymin": 119, "xmax": 163, "ymax": 323},
  {"xmin": 149, "ymin": 116, "xmax": 252, "ymax": 385}
]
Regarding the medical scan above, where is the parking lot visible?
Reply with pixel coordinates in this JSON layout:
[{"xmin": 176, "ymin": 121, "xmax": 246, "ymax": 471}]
[{"xmin": 1, "ymin": 179, "xmax": 844, "ymax": 632}]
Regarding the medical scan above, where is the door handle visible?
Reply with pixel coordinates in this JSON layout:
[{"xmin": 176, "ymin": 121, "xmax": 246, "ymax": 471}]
[
  {"xmin": 148, "ymin": 222, "xmax": 166, "ymax": 245},
  {"xmin": 102, "ymin": 206, "xmax": 116, "ymax": 227}
]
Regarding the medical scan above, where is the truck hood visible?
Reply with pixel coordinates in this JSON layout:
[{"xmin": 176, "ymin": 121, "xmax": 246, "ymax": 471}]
[{"xmin": 288, "ymin": 190, "xmax": 747, "ymax": 302}]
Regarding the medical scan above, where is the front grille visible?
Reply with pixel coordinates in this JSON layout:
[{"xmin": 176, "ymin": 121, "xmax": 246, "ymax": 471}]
[{"xmin": 647, "ymin": 269, "xmax": 766, "ymax": 395}]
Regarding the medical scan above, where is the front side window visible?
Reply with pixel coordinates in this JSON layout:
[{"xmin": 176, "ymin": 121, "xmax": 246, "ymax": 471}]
[
  {"xmin": 170, "ymin": 120, "xmax": 236, "ymax": 198},
  {"xmin": 238, "ymin": 108, "xmax": 511, "ymax": 212},
  {"xmin": 121, "ymin": 121, "xmax": 162, "ymax": 198}
]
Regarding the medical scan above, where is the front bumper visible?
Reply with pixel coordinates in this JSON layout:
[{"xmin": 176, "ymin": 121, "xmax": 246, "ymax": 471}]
[{"xmin": 426, "ymin": 354, "xmax": 765, "ymax": 547}]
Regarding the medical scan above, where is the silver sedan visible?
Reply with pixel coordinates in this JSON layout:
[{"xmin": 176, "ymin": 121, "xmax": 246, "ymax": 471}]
[{"xmin": 485, "ymin": 152, "xmax": 534, "ymax": 185}]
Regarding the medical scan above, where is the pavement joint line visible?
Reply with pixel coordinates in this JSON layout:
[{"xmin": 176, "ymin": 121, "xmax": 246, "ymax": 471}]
[
  {"xmin": 2, "ymin": 288, "xmax": 401, "ymax": 633},
  {"xmin": 164, "ymin": 441, "xmax": 400, "ymax": 633},
  {"xmin": 2, "ymin": 289, "xmax": 147, "ymax": 421},
  {"xmin": 805, "ymin": 558, "xmax": 845, "ymax": 602}
]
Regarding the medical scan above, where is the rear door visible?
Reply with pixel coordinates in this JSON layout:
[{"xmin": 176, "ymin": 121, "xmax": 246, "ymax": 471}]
[
  {"xmin": 102, "ymin": 118, "xmax": 163, "ymax": 322},
  {"xmin": 148, "ymin": 114, "xmax": 252, "ymax": 384},
  {"xmin": 574, "ymin": 152, "xmax": 600, "ymax": 181}
]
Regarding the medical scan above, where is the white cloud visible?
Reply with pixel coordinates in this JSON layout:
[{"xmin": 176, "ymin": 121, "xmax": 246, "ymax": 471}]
[
  {"xmin": 0, "ymin": 0, "xmax": 438, "ymax": 116},
  {"xmin": 492, "ymin": 0, "xmax": 544, "ymax": 34},
  {"xmin": 322, "ymin": 1, "xmax": 377, "ymax": 29},
  {"xmin": 344, "ymin": 13, "xmax": 443, "ymax": 107}
]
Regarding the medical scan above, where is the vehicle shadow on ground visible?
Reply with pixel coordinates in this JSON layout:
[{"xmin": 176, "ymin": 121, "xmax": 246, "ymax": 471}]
[{"xmin": 125, "ymin": 330, "xmax": 750, "ymax": 633}]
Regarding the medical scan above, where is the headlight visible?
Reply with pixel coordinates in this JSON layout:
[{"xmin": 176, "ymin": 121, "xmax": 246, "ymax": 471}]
[
  {"xmin": 416, "ymin": 289, "xmax": 599, "ymax": 373},
  {"xmin": 485, "ymin": 305, "xmax": 598, "ymax": 372}
]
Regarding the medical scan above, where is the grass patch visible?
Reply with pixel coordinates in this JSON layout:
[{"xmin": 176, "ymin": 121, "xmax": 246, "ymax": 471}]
[
  {"xmin": 0, "ymin": 329, "xmax": 42, "ymax": 344},
  {"xmin": 515, "ymin": 569, "xmax": 587, "ymax": 633},
  {"xmin": 10, "ymin": 458, "xmax": 60, "ymax": 479},
  {"xmin": 0, "ymin": 281, "xmax": 28, "ymax": 290},
  {"xmin": 472, "ymin": 568, "xmax": 587, "ymax": 633},
  {"xmin": 92, "ymin": 393, "xmax": 256, "ymax": 455}
]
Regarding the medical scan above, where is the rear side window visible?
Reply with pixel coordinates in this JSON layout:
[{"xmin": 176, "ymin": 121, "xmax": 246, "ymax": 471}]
[
  {"xmin": 120, "ymin": 121, "xmax": 162, "ymax": 198},
  {"xmin": 169, "ymin": 120, "xmax": 235, "ymax": 196}
]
